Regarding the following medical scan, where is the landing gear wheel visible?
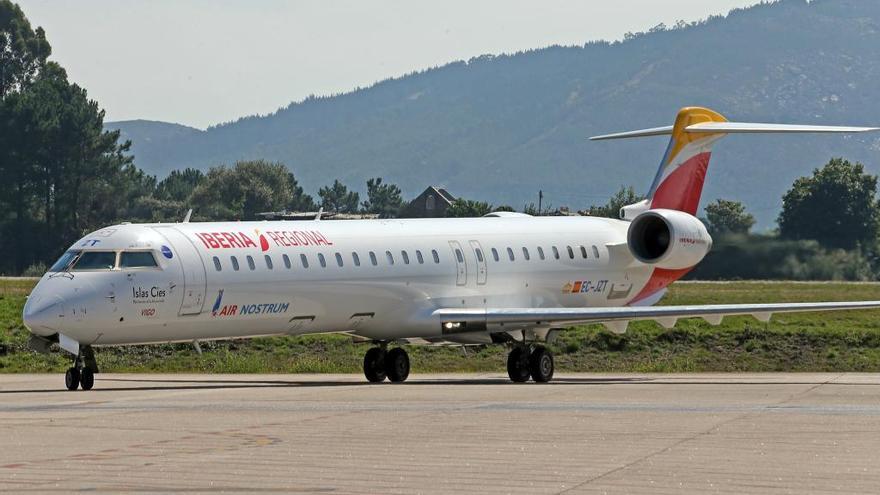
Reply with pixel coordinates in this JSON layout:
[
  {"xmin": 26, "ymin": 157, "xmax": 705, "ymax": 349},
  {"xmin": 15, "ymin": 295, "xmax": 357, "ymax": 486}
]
[
  {"xmin": 363, "ymin": 347, "xmax": 387, "ymax": 383},
  {"xmin": 385, "ymin": 348, "xmax": 410, "ymax": 383},
  {"xmin": 65, "ymin": 367, "xmax": 80, "ymax": 391},
  {"xmin": 529, "ymin": 346, "xmax": 554, "ymax": 383},
  {"xmin": 506, "ymin": 347, "xmax": 531, "ymax": 383},
  {"xmin": 80, "ymin": 368, "xmax": 95, "ymax": 391}
]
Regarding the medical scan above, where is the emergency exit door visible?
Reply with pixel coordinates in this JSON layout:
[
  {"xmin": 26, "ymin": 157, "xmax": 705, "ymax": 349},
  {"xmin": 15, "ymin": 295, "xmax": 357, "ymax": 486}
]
[
  {"xmin": 469, "ymin": 240, "xmax": 487, "ymax": 285},
  {"xmin": 449, "ymin": 241, "xmax": 467, "ymax": 286}
]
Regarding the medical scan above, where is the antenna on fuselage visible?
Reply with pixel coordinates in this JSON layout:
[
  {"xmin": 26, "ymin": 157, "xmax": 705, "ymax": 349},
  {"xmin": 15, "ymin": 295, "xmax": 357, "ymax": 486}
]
[
  {"xmin": 315, "ymin": 207, "xmax": 323, "ymax": 221},
  {"xmin": 182, "ymin": 209, "xmax": 193, "ymax": 223}
]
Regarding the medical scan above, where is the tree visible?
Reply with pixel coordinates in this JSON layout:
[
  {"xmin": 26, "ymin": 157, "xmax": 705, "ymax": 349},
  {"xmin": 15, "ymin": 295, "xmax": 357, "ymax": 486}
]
[
  {"xmin": 0, "ymin": 3, "xmax": 147, "ymax": 273},
  {"xmin": 704, "ymin": 199, "xmax": 755, "ymax": 235},
  {"xmin": 586, "ymin": 186, "xmax": 644, "ymax": 219},
  {"xmin": 287, "ymin": 171, "xmax": 316, "ymax": 212},
  {"xmin": 156, "ymin": 168, "xmax": 204, "ymax": 202},
  {"xmin": 318, "ymin": 179, "xmax": 359, "ymax": 213},
  {"xmin": 189, "ymin": 161, "xmax": 305, "ymax": 221},
  {"xmin": 0, "ymin": 1, "xmax": 51, "ymax": 97},
  {"xmin": 361, "ymin": 177, "xmax": 404, "ymax": 218},
  {"xmin": 446, "ymin": 199, "xmax": 493, "ymax": 218},
  {"xmin": 778, "ymin": 158, "xmax": 880, "ymax": 249}
]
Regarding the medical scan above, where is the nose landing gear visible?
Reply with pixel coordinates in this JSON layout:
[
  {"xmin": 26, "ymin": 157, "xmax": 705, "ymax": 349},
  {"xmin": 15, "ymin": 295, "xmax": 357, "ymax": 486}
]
[
  {"xmin": 507, "ymin": 344, "xmax": 554, "ymax": 383},
  {"xmin": 64, "ymin": 346, "xmax": 97, "ymax": 391},
  {"xmin": 362, "ymin": 345, "xmax": 410, "ymax": 383}
]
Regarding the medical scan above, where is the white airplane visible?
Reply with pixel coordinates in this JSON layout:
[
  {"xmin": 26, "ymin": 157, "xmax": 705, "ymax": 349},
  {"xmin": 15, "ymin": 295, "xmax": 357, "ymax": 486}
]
[{"xmin": 22, "ymin": 106, "xmax": 880, "ymax": 390}]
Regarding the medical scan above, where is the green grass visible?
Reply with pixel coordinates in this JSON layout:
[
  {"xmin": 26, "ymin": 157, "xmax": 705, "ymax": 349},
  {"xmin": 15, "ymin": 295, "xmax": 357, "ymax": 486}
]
[{"xmin": 3, "ymin": 279, "xmax": 880, "ymax": 373}]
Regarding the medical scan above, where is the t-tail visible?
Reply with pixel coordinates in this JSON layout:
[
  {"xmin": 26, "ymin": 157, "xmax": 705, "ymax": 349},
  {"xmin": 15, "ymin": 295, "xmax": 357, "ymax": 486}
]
[
  {"xmin": 592, "ymin": 107, "xmax": 879, "ymax": 304},
  {"xmin": 591, "ymin": 106, "xmax": 880, "ymax": 218}
]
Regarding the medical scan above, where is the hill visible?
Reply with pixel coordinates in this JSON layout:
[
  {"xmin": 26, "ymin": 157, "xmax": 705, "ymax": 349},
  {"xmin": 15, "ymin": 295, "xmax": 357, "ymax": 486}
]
[{"xmin": 105, "ymin": 0, "xmax": 880, "ymax": 227}]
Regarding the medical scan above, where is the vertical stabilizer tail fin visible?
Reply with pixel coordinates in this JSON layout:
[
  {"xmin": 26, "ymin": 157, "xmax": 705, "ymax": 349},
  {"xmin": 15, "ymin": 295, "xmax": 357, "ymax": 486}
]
[
  {"xmin": 590, "ymin": 107, "xmax": 879, "ymax": 216},
  {"xmin": 644, "ymin": 107, "xmax": 727, "ymax": 215}
]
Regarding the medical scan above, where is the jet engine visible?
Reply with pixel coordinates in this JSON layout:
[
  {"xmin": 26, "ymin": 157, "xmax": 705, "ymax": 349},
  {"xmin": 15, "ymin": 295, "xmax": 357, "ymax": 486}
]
[{"xmin": 627, "ymin": 209, "xmax": 712, "ymax": 269}]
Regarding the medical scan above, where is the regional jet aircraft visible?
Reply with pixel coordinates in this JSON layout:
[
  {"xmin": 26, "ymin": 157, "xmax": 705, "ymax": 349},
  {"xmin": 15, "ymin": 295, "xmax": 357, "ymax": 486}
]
[{"xmin": 23, "ymin": 107, "xmax": 880, "ymax": 390}]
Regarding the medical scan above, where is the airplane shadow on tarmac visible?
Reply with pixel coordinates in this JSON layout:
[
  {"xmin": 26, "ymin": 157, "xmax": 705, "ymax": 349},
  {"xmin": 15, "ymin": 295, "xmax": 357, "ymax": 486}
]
[{"xmin": 1, "ymin": 375, "xmax": 875, "ymax": 394}]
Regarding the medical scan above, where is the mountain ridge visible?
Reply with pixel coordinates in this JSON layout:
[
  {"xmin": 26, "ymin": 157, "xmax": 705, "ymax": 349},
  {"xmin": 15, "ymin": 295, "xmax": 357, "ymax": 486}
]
[{"xmin": 105, "ymin": 0, "xmax": 880, "ymax": 227}]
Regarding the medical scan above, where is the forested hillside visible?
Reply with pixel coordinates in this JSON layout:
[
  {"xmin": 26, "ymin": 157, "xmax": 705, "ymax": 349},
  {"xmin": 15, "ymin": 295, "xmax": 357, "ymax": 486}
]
[{"xmin": 108, "ymin": 0, "xmax": 880, "ymax": 226}]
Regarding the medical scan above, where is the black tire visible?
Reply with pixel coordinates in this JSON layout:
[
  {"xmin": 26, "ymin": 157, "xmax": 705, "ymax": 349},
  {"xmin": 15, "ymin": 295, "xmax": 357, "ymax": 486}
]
[
  {"xmin": 65, "ymin": 367, "xmax": 80, "ymax": 391},
  {"xmin": 506, "ymin": 347, "xmax": 531, "ymax": 383},
  {"xmin": 80, "ymin": 368, "xmax": 95, "ymax": 391},
  {"xmin": 529, "ymin": 346, "xmax": 554, "ymax": 383},
  {"xmin": 385, "ymin": 348, "xmax": 410, "ymax": 383},
  {"xmin": 363, "ymin": 347, "xmax": 387, "ymax": 383}
]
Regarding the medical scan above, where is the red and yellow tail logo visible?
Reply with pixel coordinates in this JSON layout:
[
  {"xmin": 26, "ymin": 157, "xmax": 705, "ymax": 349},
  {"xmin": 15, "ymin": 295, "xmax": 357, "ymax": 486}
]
[{"xmin": 647, "ymin": 107, "xmax": 727, "ymax": 215}]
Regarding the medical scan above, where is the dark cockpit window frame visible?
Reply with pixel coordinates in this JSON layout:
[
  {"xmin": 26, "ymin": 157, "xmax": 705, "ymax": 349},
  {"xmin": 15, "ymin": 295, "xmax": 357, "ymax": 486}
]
[
  {"xmin": 49, "ymin": 250, "xmax": 82, "ymax": 272},
  {"xmin": 119, "ymin": 251, "xmax": 159, "ymax": 269},
  {"xmin": 70, "ymin": 251, "xmax": 118, "ymax": 271}
]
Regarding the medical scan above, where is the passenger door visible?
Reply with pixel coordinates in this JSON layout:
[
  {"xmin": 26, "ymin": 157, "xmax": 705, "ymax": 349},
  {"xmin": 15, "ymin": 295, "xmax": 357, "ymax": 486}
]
[
  {"xmin": 449, "ymin": 241, "xmax": 467, "ymax": 286},
  {"xmin": 468, "ymin": 240, "xmax": 487, "ymax": 285},
  {"xmin": 152, "ymin": 227, "xmax": 207, "ymax": 315}
]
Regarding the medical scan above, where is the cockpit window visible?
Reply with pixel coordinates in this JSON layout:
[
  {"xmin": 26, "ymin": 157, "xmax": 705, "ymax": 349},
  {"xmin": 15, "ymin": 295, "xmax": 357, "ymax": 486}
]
[
  {"xmin": 49, "ymin": 250, "xmax": 82, "ymax": 272},
  {"xmin": 71, "ymin": 251, "xmax": 117, "ymax": 271},
  {"xmin": 120, "ymin": 251, "xmax": 158, "ymax": 268}
]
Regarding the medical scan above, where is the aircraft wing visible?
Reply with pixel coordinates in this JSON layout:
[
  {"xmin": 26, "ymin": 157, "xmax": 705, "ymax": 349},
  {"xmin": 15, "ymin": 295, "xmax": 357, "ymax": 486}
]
[{"xmin": 432, "ymin": 301, "xmax": 880, "ymax": 333}]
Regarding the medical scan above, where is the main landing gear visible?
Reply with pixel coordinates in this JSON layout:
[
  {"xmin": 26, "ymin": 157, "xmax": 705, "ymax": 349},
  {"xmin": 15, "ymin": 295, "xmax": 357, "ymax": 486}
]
[
  {"xmin": 363, "ymin": 345, "xmax": 410, "ymax": 383},
  {"xmin": 65, "ymin": 346, "xmax": 98, "ymax": 391},
  {"xmin": 507, "ymin": 345, "xmax": 554, "ymax": 383}
]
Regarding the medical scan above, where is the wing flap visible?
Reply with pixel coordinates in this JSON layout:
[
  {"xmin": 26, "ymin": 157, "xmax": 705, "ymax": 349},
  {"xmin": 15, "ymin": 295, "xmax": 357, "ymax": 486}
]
[{"xmin": 433, "ymin": 301, "xmax": 880, "ymax": 329}]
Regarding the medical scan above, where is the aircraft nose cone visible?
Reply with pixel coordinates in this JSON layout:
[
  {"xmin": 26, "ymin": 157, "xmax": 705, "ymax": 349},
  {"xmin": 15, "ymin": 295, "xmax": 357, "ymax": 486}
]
[{"xmin": 23, "ymin": 293, "xmax": 65, "ymax": 335}]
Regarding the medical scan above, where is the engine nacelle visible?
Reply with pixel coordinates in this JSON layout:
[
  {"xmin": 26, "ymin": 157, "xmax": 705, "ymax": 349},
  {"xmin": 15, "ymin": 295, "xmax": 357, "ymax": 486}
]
[{"xmin": 627, "ymin": 209, "xmax": 712, "ymax": 270}]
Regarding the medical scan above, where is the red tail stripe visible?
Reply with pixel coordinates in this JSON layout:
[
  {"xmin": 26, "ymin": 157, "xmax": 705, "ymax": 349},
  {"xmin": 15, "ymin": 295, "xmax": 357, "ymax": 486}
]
[
  {"xmin": 650, "ymin": 152, "xmax": 711, "ymax": 214},
  {"xmin": 630, "ymin": 267, "xmax": 693, "ymax": 304}
]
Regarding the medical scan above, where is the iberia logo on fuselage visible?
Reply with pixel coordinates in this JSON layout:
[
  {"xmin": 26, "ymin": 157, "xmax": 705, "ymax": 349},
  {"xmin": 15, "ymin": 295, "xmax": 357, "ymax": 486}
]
[{"xmin": 195, "ymin": 229, "xmax": 332, "ymax": 252}]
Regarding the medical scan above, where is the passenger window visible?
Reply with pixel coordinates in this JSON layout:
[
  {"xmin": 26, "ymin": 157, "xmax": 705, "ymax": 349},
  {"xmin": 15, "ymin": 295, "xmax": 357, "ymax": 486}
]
[
  {"xmin": 593, "ymin": 245, "xmax": 600, "ymax": 258},
  {"xmin": 300, "ymin": 254, "xmax": 309, "ymax": 268},
  {"xmin": 491, "ymin": 248, "xmax": 499, "ymax": 262},
  {"xmin": 318, "ymin": 253, "xmax": 327, "ymax": 268},
  {"xmin": 283, "ymin": 254, "xmax": 291, "ymax": 269},
  {"xmin": 507, "ymin": 247, "xmax": 515, "ymax": 261},
  {"xmin": 213, "ymin": 256, "xmax": 222, "ymax": 271},
  {"xmin": 455, "ymin": 249, "xmax": 464, "ymax": 263},
  {"xmin": 401, "ymin": 250, "xmax": 410, "ymax": 264},
  {"xmin": 335, "ymin": 252, "xmax": 344, "ymax": 267},
  {"xmin": 552, "ymin": 246, "xmax": 560, "ymax": 260},
  {"xmin": 264, "ymin": 255, "xmax": 274, "ymax": 269},
  {"xmin": 246, "ymin": 255, "xmax": 256, "ymax": 270},
  {"xmin": 580, "ymin": 246, "xmax": 588, "ymax": 259},
  {"xmin": 386, "ymin": 251, "xmax": 395, "ymax": 265},
  {"xmin": 231, "ymin": 256, "xmax": 240, "ymax": 271},
  {"xmin": 352, "ymin": 252, "xmax": 361, "ymax": 267},
  {"xmin": 416, "ymin": 250, "xmax": 424, "ymax": 264},
  {"xmin": 522, "ymin": 247, "xmax": 530, "ymax": 261},
  {"xmin": 567, "ymin": 246, "xmax": 575, "ymax": 259},
  {"xmin": 475, "ymin": 248, "xmax": 484, "ymax": 263},
  {"xmin": 537, "ymin": 247, "xmax": 545, "ymax": 260},
  {"xmin": 369, "ymin": 251, "xmax": 378, "ymax": 266},
  {"xmin": 71, "ymin": 251, "xmax": 116, "ymax": 271},
  {"xmin": 120, "ymin": 251, "xmax": 158, "ymax": 268},
  {"xmin": 432, "ymin": 250, "xmax": 440, "ymax": 263}
]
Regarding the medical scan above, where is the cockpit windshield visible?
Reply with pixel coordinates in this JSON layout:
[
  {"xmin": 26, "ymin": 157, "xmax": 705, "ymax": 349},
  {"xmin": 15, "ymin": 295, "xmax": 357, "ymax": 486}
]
[
  {"xmin": 48, "ymin": 249, "xmax": 162, "ymax": 272},
  {"xmin": 48, "ymin": 250, "xmax": 82, "ymax": 272},
  {"xmin": 119, "ymin": 251, "xmax": 158, "ymax": 268},
  {"xmin": 71, "ymin": 251, "xmax": 117, "ymax": 271}
]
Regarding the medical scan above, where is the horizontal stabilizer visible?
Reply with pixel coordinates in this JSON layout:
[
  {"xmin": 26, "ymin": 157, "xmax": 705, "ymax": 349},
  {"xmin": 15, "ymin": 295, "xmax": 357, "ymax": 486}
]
[{"xmin": 590, "ymin": 122, "xmax": 879, "ymax": 140}]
